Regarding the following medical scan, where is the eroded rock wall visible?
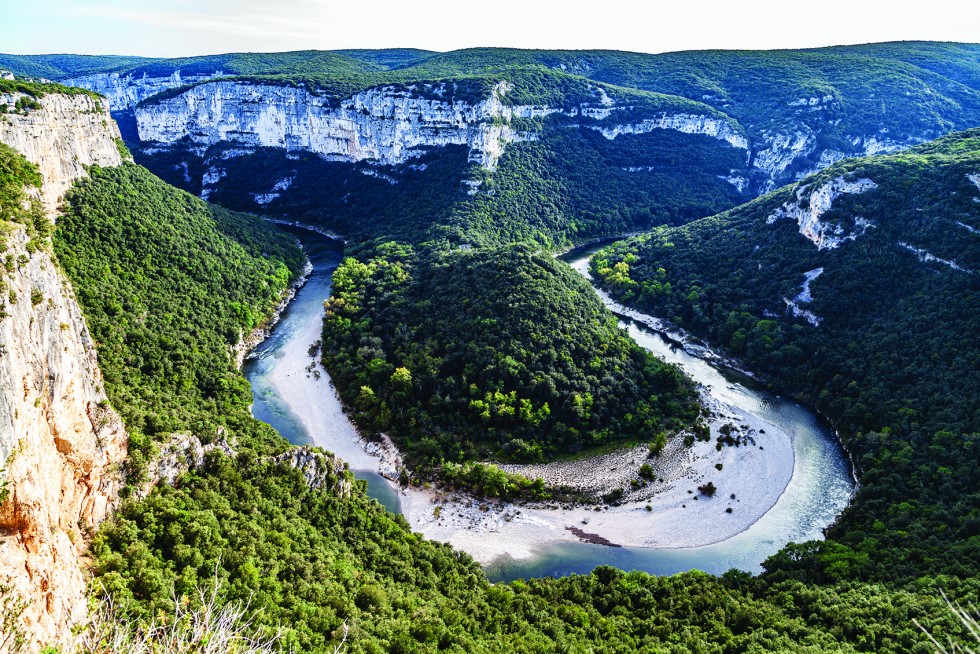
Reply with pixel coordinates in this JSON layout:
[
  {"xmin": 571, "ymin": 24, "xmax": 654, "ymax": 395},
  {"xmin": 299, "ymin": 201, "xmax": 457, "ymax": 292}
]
[{"xmin": 0, "ymin": 92, "xmax": 126, "ymax": 653}]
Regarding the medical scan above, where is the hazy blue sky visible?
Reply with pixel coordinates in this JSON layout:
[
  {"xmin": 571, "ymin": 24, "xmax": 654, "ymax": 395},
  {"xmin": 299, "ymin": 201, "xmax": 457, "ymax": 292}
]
[{"xmin": 2, "ymin": 0, "xmax": 978, "ymax": 57}]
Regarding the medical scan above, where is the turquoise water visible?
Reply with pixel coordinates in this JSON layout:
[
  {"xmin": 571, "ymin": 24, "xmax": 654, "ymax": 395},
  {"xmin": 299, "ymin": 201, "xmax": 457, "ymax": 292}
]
[
  {"xmin": 482, "ymin": 249, "xmax": 854, "ymax": 582},
  {"xmin": 244, "ymin": 232, "xmax": 853, "ymax": 580},
  {"xmin": 243, "ymin": 229, "xmax": 401, "ymax": 514}
]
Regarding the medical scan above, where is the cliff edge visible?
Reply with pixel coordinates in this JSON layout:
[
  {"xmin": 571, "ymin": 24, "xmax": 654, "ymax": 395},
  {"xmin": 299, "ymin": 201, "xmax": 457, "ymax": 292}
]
[{"xmin": 0, "ymin": 89, "xmax": 127, "ymax": 652}]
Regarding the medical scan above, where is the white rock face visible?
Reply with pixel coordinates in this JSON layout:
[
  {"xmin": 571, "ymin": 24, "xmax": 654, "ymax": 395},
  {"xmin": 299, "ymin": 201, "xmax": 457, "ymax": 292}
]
[
  {"xmin": 753, "ymin": 129, "xmax": 816, "ymax": 187},
  {"xmin": 899, "ymin": 242, "xmax": 973, "ymax": 273},
  {"xmin": 272, "ymin": 448, "xmax": 354, "ymax": 496},
  {"xmin": 590, "ymin": 112, "xmax": 749, "ymax": 151},
  {"xmin": 956, "ymin": 220, "xmax": 979, "ymax": 235},
  {"xmin": 968, "ymin": 173, "xmax": 980, "ymax": 192},
  {"xmin": 65, "ymin": 70, "xmax": 223, "ymax": 111},
  {"xmin": 788, "ymin": 94, "xmax": 836, "ymax": 108},
  {"xmin": 783, "ymin": 267, "xmax": 824, "ymax": 326},
  {"xmin": 718, "ymin": 172, "xmax": 749, "ymax": 193},
  {"xmin": 249, "ymin": 175, "xmax": 295, "ymax": 206},
  {"xmin": 0, "ymin": 93, "xmax": 124, "ymax": 214},
  {"xmin": 754, "ymin": 128, "xmax": 925, "ymax": 190},
  {"xmin": 767, "ymin": 177, "xmax": 878, "ymax": 249},
  {"xmin": 134, "ymin": 79, "xmax": 752, "ymax": 171},
  {"xmin": 852, "ymin": 134, "xmax": 912, "ymax": 156},
  {"xmin": 0, "ymin": 95, "xmax": 127, "ymax": 652},
  {"xmin": 136, "ymin": 80, "xmax": 554, "ymax": 170},
  {"xmin": 812, "ymin": 149, "xmax": 849, "ymax": 172}
]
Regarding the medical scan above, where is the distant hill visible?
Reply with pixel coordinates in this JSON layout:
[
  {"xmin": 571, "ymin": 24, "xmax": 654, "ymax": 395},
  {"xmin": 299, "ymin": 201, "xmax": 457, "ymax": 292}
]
[{"xmin": 10, "ymin": 41, "xmax": 972, "ymax": 248}]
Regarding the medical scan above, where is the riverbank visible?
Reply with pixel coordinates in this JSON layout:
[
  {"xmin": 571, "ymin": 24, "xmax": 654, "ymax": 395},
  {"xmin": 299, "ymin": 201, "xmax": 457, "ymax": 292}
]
[
  {"xmin": 245, "ymin": 229, "xmax": 852, "ymax": 576},
  {"xmin": 234, "ymin": 257, "xmax": 313, "ymax": 369},
  {"xmin": 398, "ymin": 390, "xmax": 793, "ymax": 564}
]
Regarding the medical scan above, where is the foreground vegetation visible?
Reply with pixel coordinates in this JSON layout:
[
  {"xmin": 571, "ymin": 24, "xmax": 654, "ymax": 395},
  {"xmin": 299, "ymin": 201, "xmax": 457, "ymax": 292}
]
[{"xmin": 54, "ymin": 163, "xmax": 304, "ymax": 482}]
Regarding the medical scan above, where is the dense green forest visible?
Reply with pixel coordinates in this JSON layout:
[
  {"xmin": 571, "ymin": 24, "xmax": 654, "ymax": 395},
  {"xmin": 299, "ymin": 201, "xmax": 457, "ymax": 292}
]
[
  {"xmin": 12, "ymin": 44, "xmax": 978, "ymax": 651},
  {"xmin": 592, "ymin": 129, "xmax": 980, "ymax": 583},
  {"xmin": 48, "ymin": 159, "xmax": 978, "ymax": 653},
  {"xmin": 54, "ymin": 163, "xmax": 305, "ymax": 481},
  {"xmin": 321, "ymin": 243, "xmax": 700, "ymax": 487}
]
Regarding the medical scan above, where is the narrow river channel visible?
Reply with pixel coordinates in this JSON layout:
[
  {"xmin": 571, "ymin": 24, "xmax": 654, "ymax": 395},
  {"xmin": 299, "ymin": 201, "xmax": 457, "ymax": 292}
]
[{"xmin": 244, "ymin": 230, "xmax": 855, "ymax": 581}]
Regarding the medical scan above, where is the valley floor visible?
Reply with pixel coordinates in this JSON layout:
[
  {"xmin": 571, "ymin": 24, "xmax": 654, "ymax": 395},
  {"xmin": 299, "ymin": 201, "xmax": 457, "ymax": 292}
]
[
  {"xmin": 250, "ymin": 273, "xmax": 797, "ymax": 564},
  {"xmin": 400, "ymin": 392, "xmax": 794, "ymax": 564}
]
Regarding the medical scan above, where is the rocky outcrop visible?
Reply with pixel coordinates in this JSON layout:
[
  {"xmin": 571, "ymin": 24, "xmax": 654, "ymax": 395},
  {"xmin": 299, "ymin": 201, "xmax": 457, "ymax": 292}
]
[
  {"xmin": 589, "ymin": 112, "xmax": 749, "ymax": 152},
  {"xmin": 135, "ymin": 80, "xmax": 554, "ymax": 170},
  {"xmin": 139, "ymin": 433, "xmax": 234, "ymax": 499},
  {"xmin": 140, "ymin": 435, "xmax": 352, "ymax": 499},
  {"xmin": 783, "ymin": 268, "xmax": 825, "ymax": 326},
  {"xmin": 64, "ymin": 70, "xmax": 223, "ymax": 111},
  {"xmin": 767, "ymin": 177, "xmax": 878, "ymax": 249},
  {"xmin": 0, "ymin": 92, "xmax": 124, "ymax": 214},
  {"xmin": 0, "ymin": 94, "xmax": 126, "ymax": 652},
  {"xmin": 898, "ymin": 242, "xmax": 973, "ymax": 274},
  {"xmin": 753, "ymin": 129, "xmax": 816, "ymax": 185},
  {"xmin": 272, "ymin": 448, "xmax": 354, "ymax": 497}
]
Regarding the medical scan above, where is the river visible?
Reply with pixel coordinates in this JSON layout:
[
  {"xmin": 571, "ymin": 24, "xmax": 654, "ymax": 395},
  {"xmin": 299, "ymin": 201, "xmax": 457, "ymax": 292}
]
[
  {"xmin": 243, "ymin": 229, "xmax": 402, "ymax": 513},
  {"xmin": 244, "ymin": 230, "xmax": 855, "ymax": 581}
]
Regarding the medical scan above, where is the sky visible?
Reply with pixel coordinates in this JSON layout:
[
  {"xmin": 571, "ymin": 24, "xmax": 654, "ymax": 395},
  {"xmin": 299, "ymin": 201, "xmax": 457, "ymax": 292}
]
[{"xmin": 1, "ymin": 0, "xmax": 978, "ymax": 58}]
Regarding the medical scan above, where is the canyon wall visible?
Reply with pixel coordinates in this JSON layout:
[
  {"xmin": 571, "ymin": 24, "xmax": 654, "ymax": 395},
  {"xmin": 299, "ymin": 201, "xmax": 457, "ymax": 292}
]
[{"xmin": 0, "ymin": 90, "xmax": 127, "ymax": 652}]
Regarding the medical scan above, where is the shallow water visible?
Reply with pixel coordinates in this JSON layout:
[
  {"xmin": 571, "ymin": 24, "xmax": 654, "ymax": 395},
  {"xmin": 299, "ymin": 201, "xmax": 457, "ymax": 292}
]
[
  {"xmin": 245, "ymin": 231, "xmax": 853, "ymax": 580},
  {"xmin": 243, "ymin": 229, "xmax": 401, "ymax": 513},
  {"xmin": 481, "ymin": 248, "xmax": 855, "ymax": 581}
]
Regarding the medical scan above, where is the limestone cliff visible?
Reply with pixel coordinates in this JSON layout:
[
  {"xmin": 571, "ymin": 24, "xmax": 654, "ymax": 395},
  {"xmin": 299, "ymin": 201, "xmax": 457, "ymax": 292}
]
[
  {"xmin": 135, "ymin": 80, "xmax": 558, "ymax": 170},
  {"xmin": 767, "ymin": 176, "xmax": 878, "ymax": 250},
  {"xmin": 66, "ymin": 71, "xmax": 946, "ymax": 193},
  {"xmin": 0, "ymin": 91, "xmax": 125, "ymax": 215},
  {"xmin": 0, "ymin": 91, "xmax": 127, "ymax": 652},
  {"xmin": 64, "ymin": 70, "xmax": 223, "ymax": 111},
  {"xmin": 130, "ymin": 80, "xmax": 747, "ymax": 172}
]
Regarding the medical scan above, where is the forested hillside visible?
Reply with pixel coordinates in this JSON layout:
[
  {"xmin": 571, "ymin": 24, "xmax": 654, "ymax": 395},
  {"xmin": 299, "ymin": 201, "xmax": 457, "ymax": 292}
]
[
  {"xmin": 322, "ymin": 243, "xmax": 700, "ymax": 483},
  {"xmin": 593, "ymin": 129, "xmax": 980, "ymax": 583},
  {"xmin": 47, "ymin": 158, "xmax": 977, "ymax": 654},
  {"xmin": 54, "ymin": 163, "xmax": 305, "ymax": 479}
]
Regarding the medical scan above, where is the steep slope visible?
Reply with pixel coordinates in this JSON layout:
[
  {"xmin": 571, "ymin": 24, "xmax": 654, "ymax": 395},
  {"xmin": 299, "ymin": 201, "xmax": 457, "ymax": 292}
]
[
  {"xmin": 323, "ymin": 243, "xmax": 700, "ymax": 473},
  {"xmin": 46, "ymin": 127, "xmax": 970, "ymax": 654},
  {"xmin": 38, "ymin": 41, "xmax": 980, "ymax": 203},
  {"xmin": 54, "ymin": 163, "xmax": 306, "ymax": 479},
  {"xmin": 0, "ymin": 84, "xmax": 127, "ymax": 651},
  {"xmin": 414, "ymin": 43, "xmax": 980, "ymax": 187},
  {"xmin": 592, "ymin": 129, "xmax": 980, "ymax": 581}
]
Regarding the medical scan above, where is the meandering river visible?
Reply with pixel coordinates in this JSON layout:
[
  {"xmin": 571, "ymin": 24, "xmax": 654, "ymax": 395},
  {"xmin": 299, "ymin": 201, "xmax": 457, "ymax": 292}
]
[{"xmin": 245, "ymin": 230, "xmax": 855, "ymax": 581}]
